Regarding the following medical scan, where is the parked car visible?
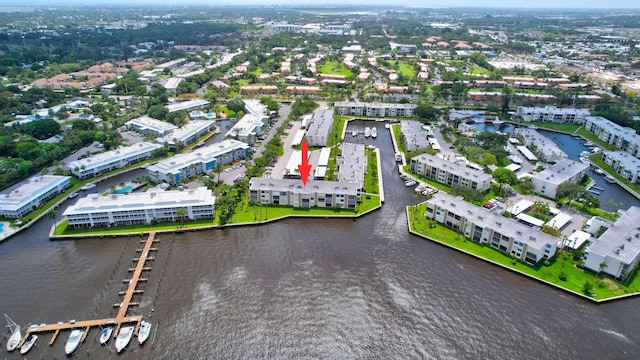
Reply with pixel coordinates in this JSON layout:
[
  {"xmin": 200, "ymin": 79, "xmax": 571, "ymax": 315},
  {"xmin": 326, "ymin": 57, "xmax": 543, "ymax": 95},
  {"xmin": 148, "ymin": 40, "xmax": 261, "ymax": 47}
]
[{"xmin": 482, "ymin": 203, "xmax": 494, "ymax": 209}]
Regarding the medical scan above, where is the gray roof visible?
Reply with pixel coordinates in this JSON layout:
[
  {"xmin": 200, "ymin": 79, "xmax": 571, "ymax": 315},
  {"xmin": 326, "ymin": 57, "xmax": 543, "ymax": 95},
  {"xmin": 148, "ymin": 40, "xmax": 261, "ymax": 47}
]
[
  {"xmin": 306, "ymin": 108, "xmax": 335, "ymax": 142},
  {"xmin": 249, "ymin": 178, "xmax": 359, "ymax": 195},
  {"xmin": 337, "ymin": 143, "xmax": 366, "ymax": 185},
  {"xmin": 400, "ymin": 120, "xmax": 432, "ymax": 150},
  {"xmin": 412, "ymin": 153, "xmax": 492, "ymax": 183},
  {"xmin": 586, "ymin": 207, "xmax": 640, "ymax": 263},
  {"xmin": 515, "ymin": 128, "xmax": 567, "ymax": 161},
  {"xmin": 531, "ymin": 159, "xmax": 589, "ymax": 186},
  {"xmin": 428, "ymin": 192, "xmax": 558, "ymax": 251}
]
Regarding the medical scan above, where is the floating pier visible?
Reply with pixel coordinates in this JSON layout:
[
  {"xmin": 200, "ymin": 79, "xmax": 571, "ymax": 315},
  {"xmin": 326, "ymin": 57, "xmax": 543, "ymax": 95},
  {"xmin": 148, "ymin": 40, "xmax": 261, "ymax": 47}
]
[{"xmin": 19, "ymin": 231, "xmax": 158, "ymax": 349}]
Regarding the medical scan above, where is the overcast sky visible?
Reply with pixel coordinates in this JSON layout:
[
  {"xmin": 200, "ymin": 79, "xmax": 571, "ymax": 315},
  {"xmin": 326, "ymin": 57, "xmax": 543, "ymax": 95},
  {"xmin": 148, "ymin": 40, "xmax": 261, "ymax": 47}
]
[{"xmin": 6, "ymin": 0, "xmax": 640, "ymax": 9}]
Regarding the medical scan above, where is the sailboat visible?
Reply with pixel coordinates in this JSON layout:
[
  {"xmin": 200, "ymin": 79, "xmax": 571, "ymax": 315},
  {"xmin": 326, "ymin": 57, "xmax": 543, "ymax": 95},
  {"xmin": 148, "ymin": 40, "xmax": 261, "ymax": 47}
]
[{"xmin": 4, "ymin": 314, "xmax": 21, "ymax": 352}]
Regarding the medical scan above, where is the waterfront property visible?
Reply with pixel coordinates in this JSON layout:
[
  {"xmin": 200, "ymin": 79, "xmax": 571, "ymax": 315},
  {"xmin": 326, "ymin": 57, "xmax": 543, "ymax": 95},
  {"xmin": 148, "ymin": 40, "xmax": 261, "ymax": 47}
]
[
  {"xmin": 337, "ymin": 143, "xmax": 366, "ymax": 188},
  {"xmin": 226, "ymin": 113, "xmax": 268, "ymax": 145},
  {"xmin": 125, "ymin": 115, "xmax": 178, "ymax": 137},
  {"xmin": 400, "ymin": 120, "xmax": 433, "ymax": 151},
  {"xmin": 305, "ymin": 107, "xmax": 335, "ymax": 147},
  {"xmin": 0, "ymin": 175, "xmax": 71, "ymax": 218},
  {"xmin": 583, "ymin": 206, "xmax": 640, "ymax": 280},
  {"xmin": 424, "ymin": 192, "xmax": 558, "ymax": 265},
  {"xmin": 147, "ymin": 139, "xmax": 249, "ymax": 185},
  {"xmin": 530, "ymin": 159, "xmax": 589, "ymax": 199},
  {"xmin": 155, "ymin": 120, "xmax": 217, "ymax": 150},
  {"xmin": 249, "ymin": 178, "xmax": 359, "ymax": 210},
  {"xmin": 334, "ymin": 101, "xmax": 417, "ymax": 118},
  {"xmin": 410, "ymin": 154, "xmax": 492, "ymax": 192},
  {"xmin": 68, "ymin": 142, "xmax": 162, "ymax": 179},
  {"xmin": 601, "ymin": 151, "xmax": 640, "ymax": 184},
  {"xmin": 516, "ymin": 106, "xmax": 590, "ymax": 123},
  {"xmin": 583, "ymin": 116, "xmax": 640, "ymax": 158},
  {"xmin": 515, "ymin": 128, "xmax": 568, "ymax": 163},
  {"xmin": 63, "ymin": 187, "xmax": 215, "ymax": 228}
]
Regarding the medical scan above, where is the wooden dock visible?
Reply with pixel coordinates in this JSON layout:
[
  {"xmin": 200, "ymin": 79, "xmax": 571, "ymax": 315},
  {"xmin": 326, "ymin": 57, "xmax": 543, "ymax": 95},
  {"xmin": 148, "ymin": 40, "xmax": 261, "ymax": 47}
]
[{"xmin": 19, "ymin": 232, "xmax": 157, "ymax": 348}]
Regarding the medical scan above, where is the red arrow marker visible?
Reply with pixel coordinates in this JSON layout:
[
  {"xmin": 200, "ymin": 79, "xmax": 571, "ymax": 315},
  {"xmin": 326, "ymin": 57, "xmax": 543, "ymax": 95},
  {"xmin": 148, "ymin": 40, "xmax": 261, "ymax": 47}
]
[{"xmin": 298, "ymin": 141, "xmax": 312, "ymax": 186}]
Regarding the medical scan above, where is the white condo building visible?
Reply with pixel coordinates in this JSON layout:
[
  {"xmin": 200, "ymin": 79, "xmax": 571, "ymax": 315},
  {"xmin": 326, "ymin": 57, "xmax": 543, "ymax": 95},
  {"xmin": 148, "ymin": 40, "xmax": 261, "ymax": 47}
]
[
  {"xmin": 306, "ymin": 108, "xmax": 335, "ymax": 147},
  {"xmin": 401, "ymin": 120, "xmax": 433, "ymax": 151},
  {"xmin": 583, "ymin": 116, "xmax": 640, "ymax": 158},
  {"xmin": 601, "ymin": 151, "xmax": 640, "ymax": 184},
  {"xmin": 226, "ymin": 113, "xmax": 267, "ymax": 145},
  {"xmin": 530, "ymin": 159, "xmax": 589, "ymax": 199},
  {"xmin": 515, "ymin": 128, "xmax": 568, "ymax": 163},
  {"xmin": 516, "ymin": 106, "xmax": 590, "ymax": 123},
  {"xmin": 583, "ymin": 206, "xmax": 640, "ymax": 279},
  {"xmin": 156, "ymin": 120, "xmax": 216, "ymax": 150},
  {"xmin": 125, "ymin": 115, "xmax": 178, "ymax": 137},
  {"xmin": 425, "ymin": 192, "xmax": 558, "ymax": 265},
  {"xmin": 337, "ymin": 143, "xmax": 366, "ymax": 188},
  {"xmin": 68, "ymin": 142, "xmax": 162, "ymax": 179},
  {"xmin": 334, "ymin": 102, "xmax": 417, "ymax": 118},
  {"xmin": 165, "ymin": 99, "xmax": 210, "ymax": 113},
  {"xmin": 147, "ymin": 139, "xmax": 249, "ymax": 185},
  {"xmin": 0, "ymin": 175, "xmax": 71, "ymax": 218},
  {"xmin": 410, "ymin": 154, "xmax": 492, "ymax": 191},
  {"xmin": 249, "ymin": 178, "xmax": 359, "ymax": 210},
  {"xmin": 63, "ymin": 187, "xmax": 215, "ymax": 228}
]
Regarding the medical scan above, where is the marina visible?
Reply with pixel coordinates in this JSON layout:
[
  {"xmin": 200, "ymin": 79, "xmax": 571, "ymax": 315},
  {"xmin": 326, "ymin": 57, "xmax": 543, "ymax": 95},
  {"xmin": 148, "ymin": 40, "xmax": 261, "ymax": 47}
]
[{"xmin": 12, "ymin": 231, "xmax": 158, "ymax": 354}]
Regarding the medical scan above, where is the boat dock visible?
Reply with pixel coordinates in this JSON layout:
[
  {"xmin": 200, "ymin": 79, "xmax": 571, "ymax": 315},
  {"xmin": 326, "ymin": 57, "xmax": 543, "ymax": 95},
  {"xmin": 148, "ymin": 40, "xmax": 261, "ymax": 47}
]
[{"xmin": 18, "ymin": 231, "xmax": 158, "ymax": 348}]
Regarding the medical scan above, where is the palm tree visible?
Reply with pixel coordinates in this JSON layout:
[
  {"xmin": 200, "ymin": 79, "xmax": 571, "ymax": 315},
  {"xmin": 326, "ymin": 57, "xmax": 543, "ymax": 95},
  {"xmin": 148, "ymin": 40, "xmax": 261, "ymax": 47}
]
[
  {"xmin": 47, "ymin": 209, "xmax": 59, "ymax": 226},
  {"xmin": 176, "ymin": 207, "xmax": 188, "ymax": 226},
  {"xmin": 214, "ymin": 162, "xmax": 224, "ymax": 185},
  {"xmin": 598, "ymin": 261, "xmax": 608, "ymax": 278}
]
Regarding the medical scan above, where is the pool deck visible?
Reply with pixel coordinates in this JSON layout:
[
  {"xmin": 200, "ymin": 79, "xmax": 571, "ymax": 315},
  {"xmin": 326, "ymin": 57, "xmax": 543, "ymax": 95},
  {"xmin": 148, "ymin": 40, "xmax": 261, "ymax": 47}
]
[{"xmin": 0, "ymin": 221, "xmax": 19, "ymax": 243}]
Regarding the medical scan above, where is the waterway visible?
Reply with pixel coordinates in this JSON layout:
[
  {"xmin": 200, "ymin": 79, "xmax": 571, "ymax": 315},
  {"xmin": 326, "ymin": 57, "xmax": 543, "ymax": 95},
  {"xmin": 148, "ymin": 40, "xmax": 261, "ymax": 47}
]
[
  {"xmin": 2, "ymin": 121, "xmax": 640, "ymax": 359},
  {"xmin": 471, "ymin": 121, "xmax": 640, "ymax": 210}
]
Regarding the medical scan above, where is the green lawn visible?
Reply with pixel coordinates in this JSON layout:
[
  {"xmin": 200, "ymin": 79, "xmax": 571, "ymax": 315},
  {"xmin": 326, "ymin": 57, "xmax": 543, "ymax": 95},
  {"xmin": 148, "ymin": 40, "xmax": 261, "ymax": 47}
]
[
  {"xmin": 408, "ymin": 202, "xmax": 640, "ymax": 301},
  {"xmin": 327, "ymin": 115, "xmax": 349, "ymax": 147},
  {"xmin": 387, "ymin": 60, "xmax": 415, "ymax": 79},
  {"xmin": 576, "ymin": 128, "xmax": 618, "ymax": 151},
  {"xmin": 589, "ymin": 152, "xmax": 640, "ymax": 196},
  {"xmin": 318, "ymin": 61, "xmax": 353, "ymax": 77},
  {"xmin": 468, "ymin": 64, "xmax": 491, "ymax": 75},
  {"xmin": 364, "ymin": 150, "xmax": 379, "ymax": 194},
  {"xmin": 54, "ymin": 218, "xmax": 217, "ymax": 236}
]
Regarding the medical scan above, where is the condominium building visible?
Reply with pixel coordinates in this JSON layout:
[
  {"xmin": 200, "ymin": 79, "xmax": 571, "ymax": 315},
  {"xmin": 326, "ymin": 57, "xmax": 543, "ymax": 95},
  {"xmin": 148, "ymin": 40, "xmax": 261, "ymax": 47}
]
[
  {"xmin": 125, "ymin": 115, "xmax": 178, "ymax": 137},
  {"xmin": 226, "ymin": 113, "xmax": 267, "ymax": 145},
  {"xmin": 306, "ymin": 108, "xmax": 335, "ymax": 147},
  {"xmin": 400, "ymin": 120, "xmax": 433, "ymax": 151},
  {"xmin": 583, "ymin": 206, "xmax": 640, "ymax": 279},
  {"xmin": 515, "ymin": 128, "xmax": 568, "ymax": 163},
  {"xmin": 165, "ymin": 99, "xmax": 210, "ymax": 113},
  {"xmin": 63, "ymin": 187, "xmax": 215, "ymax": 228},
  {"xmin": 516, "ymin": 106, "xmax": 590, "ymax": 123},
  {"xmin": 583, "ymin": 116, "xmax": 640, "ymax": 158},
  {"xmin": 334, "ymin": 102, "xmax": 417, "ymax": 118},
  {"xmin": 410, "ymin": 154, "xmax": 492, "ymax": 191},
  {"xmin": 601, "ymin": 151, "xmax": 640, "ymax": 184},
  {"xmin": 530, "ymin": 159, "xmax": 589, "ymax": 199},
  {"xmin": 156, "ymin": 120, "xmax": 216, "ymax": 150},
  {"xmin": 147, "ymin": 139, "xmax": 249, "ymax": 185},
  {"xmin": 249, "ymin": 178, "xmax": 359, "ymax": 210},
  {"xmin": 68, "ymin": 142, "xmax": 162, "ymax": 179},
  {"xmin": 337, "ymin": 143, "xmax": 366, "ymax": 188},
  {"xmin": 425, "ymin": 192, "xmax": 558, "ymax": 265},
  {"xmin": 0, "ymin": 175, "xmax": 71, "ymax": 218}
]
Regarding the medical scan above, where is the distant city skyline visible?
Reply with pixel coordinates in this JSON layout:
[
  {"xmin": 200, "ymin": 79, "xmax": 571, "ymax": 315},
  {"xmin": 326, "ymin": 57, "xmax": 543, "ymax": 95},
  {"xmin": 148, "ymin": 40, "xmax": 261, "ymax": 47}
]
[{"xmin": 1, "ymin": 0, "xmax": 640, "ymax": 9}]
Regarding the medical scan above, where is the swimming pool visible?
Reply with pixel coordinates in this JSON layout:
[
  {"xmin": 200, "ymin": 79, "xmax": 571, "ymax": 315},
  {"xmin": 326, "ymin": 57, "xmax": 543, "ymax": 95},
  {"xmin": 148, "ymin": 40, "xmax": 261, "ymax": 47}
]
[
  {"xmin": 116, "ymin": 186, "xmax": 133, "ymax": 194},
  {"xmin": 0, "ymin": 223, "xmax": 4, "ymax": 234}
]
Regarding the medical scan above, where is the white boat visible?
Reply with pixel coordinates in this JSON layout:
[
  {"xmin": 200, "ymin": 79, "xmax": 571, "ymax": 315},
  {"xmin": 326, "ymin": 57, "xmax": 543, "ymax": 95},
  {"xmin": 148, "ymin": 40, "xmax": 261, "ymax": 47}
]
[
  {"xmin": 115, "ymin": 326, "xmax": 134, "ymax": 353},
  {"xmin": 604, "ymin": 175, "xmax": 616, "ymax": 184},
  {"xmin": 405, "ymin": 180, "xmax": 417, "ymax": 187},
  {"xmin": 364, "ymin": 127, "xmax": 371, "ymax": 138},
  {"xmin": 384, "ymin": 123, "xmax": 390, "ymax": 129},
  {"xmin": 80, "ymin": 183, "xmax": 96, "ymax": 191},
  {"xmin": 351, "ymin": 130, "xmax": 357, "ymax": 137},
  {"xmin": 137, "ymin": 321, "xmax": 152, "ymax": 345},
  {"xmin": 594, "ymin": 168, "xmax": 604, "ymax": 175},
  {"xmin": 371, "ymin": 127, "xmax": 378, "ymax": 138},
  {"xmin": 65, "ymin": 329, "xmax": 84, "ymax": 355},
  {"xmin": 20, "ymin": 334, "xmax": 37, "ymax": 355},
  {"xmin": 99, "ymin": 327, "xmax": 113, "ymax": 345},
  {"xmin": 4, "ymin": 314, "xmax": 21, "ymax": 352}
]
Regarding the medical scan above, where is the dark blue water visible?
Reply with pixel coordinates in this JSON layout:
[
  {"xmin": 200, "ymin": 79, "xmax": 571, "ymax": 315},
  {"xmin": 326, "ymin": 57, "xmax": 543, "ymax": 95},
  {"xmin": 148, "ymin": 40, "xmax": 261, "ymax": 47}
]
[{"xmin": 471, "ymin": 122, "xmax": 640, "ymax": 210}]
